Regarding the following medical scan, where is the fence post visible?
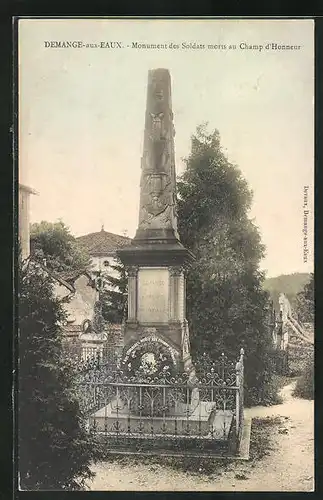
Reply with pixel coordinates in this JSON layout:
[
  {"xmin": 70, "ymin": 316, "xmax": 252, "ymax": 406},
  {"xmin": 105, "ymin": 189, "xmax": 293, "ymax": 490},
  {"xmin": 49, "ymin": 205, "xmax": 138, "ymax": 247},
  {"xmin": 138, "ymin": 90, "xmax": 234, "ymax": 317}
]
[
  {"xmin": 239, "ymin": 348, "xmax": 244, "ymax": 433},
  {"xmin": 235, "ymin": 360, "xmax": 240, "ymax": 438},
  {"xmin": 235, "ymin": 348, "xmax": 245, "ymax": 441}
]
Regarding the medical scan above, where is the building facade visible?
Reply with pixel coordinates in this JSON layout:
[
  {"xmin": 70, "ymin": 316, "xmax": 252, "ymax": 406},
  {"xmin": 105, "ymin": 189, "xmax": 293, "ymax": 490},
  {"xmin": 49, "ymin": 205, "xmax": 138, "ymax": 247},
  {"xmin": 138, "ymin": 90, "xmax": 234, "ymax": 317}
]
[
  {"xmin": 18, "ymin": 184, "xmax": 38, "ymax": 259},
  {"xmin": 76, "ymin": 227, "xmax": 131, "ymax": 281}
]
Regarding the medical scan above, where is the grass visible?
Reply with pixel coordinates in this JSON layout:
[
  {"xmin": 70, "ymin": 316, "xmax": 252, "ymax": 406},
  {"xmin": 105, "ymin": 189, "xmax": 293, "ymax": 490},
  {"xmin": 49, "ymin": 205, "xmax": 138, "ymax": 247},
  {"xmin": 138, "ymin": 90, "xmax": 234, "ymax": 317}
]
[{"xmin": 249, "ymin": 416, "xmax": 283, "ymax": 461}]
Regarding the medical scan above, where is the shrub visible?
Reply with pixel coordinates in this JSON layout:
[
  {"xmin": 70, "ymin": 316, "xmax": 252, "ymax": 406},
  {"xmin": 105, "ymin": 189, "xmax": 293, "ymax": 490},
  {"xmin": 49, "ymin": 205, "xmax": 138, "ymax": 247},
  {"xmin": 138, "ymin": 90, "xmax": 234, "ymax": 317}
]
[
  {"xmin": 19, "ymin": 258, "xmax": 101, "ymax": 490},
  {"xmin": 293, "ymin": 360, "xmax": 314, "ymax": 400},
  {"xmin": 177, "ymin": 125, "xmax": 278, "ymax": 407}
]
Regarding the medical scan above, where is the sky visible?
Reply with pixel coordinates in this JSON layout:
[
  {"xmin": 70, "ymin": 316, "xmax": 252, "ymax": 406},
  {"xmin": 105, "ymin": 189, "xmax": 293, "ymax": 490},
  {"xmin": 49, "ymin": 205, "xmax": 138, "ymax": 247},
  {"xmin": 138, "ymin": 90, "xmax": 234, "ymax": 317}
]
[{"xmin": 18, "ymin": 18, "xmax": 314, "ymax": 278}]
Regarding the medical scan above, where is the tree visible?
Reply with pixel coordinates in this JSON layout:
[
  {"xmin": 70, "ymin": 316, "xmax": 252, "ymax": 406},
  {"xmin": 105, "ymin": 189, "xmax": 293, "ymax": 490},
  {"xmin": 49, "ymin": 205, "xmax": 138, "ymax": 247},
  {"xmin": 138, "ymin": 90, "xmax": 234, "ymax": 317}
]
[
  {"xmin": 100, "ymin": 256, "xmax": 128, "ymax": 324},
  {"xmin": 18, "ymin": 257, "xmax": 100, "ymax": 490},
  {"xmin": 30, "ymin": 220, "xmax": 91, "ymax": 274},
  {"xmin": 296, "ymin": 273, "xmax": 314, "ymax": 323},
  {"xmin": 177, "ymin": 124, "xmax": 275, "ymax": 405}
]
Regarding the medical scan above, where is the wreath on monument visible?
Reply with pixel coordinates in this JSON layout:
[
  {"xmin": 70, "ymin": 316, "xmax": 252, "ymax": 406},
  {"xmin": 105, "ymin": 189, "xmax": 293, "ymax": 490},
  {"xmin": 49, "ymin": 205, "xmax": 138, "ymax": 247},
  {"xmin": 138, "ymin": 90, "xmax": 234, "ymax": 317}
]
[
  {"xmin": 119, "ymin": 339, "xmax": 179, "ymax": 416},
  {"xmin": 121, "ymin": 339, "xmax": 177, "ymax": 381}
]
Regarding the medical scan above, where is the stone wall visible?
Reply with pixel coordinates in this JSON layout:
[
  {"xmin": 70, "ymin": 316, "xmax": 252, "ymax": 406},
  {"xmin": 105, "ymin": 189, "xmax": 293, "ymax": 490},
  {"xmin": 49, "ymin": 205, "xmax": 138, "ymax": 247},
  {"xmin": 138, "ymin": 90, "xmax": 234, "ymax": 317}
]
[{"xmin": 54, "ymin": 274, "xmax": 98, "ymax": 326}]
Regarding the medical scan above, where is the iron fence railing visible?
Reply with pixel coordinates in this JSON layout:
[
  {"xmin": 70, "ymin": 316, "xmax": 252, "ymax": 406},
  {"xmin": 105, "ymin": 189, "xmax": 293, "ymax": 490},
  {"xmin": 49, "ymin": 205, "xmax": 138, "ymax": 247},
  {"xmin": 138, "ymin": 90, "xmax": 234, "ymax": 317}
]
[
  {"xmin": 75, "ymin": 349, "xmax": 245, "ymax": 453},
  {"xmin": 81, "ymin": 346, "xmax": 122, "ymax": 363}
]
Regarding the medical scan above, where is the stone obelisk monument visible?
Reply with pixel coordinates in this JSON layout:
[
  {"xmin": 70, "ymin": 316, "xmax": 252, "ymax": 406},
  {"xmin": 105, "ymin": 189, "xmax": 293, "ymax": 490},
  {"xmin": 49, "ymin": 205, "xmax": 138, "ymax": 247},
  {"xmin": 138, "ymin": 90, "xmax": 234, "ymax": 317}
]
[{"xmin": 118, "ymin": 69, "xmax": 195, "ymax": 377}]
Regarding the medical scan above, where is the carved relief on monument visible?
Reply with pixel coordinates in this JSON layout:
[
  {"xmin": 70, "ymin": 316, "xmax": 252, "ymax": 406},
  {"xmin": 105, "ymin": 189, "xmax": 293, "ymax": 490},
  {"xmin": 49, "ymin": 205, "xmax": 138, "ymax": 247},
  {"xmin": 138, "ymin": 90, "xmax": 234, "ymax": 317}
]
[
  {"xmin": 139, "ymin": 173, "xmax": 174, "ymax": 230},
  {"xmin": 126, "ymin": 266, "xmax": 139, "ymax": 278},
  {"xmin": 142, "ymin": 327, "xmax": 158, "ymax": 336},
  {"xmin": 169, "ymin": 265, "xmax": 184, "ymax": 277},
  {"xmin": 145, "ymin": 174, "xmax": 171, "ymax": 214},
  {"xmin": 137, "ymin": 69, "xmax": 178, "ymax": 233},
  {"xmin": 121, "ymin": 334, "xmax": 178, "ymax": 375},
  {"xmin": 153, "ymin": 84, "xmax": 164, "ymax": 102},
  {"xmin": 150, "ymin": 112, "xmax": 165, "ymax": 140}
]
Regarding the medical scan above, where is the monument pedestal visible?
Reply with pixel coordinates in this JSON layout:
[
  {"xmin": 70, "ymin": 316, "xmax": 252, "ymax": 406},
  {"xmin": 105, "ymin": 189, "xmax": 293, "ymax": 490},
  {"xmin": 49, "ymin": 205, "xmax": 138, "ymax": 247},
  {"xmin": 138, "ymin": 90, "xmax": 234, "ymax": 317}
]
[{"xmin": 117, "ymin": 238, "xmax": 195, "ymax": 377}]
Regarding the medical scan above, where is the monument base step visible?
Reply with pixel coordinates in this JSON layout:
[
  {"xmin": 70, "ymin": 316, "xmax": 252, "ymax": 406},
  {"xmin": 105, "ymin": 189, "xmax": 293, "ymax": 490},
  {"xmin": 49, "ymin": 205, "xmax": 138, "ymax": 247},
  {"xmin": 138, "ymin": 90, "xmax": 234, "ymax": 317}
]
[
  {"xmin": 92, "ymin": 418, "xmax": 252, "ymax": 460},
  {"xmin": 90, "ymin": 399, "xmax": 233, "ymax": 439}
]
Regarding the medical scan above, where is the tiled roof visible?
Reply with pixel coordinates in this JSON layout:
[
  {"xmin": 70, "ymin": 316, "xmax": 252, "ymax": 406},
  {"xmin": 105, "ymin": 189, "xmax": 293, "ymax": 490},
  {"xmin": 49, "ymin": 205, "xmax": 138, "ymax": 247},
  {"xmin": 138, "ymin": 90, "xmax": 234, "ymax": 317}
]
[{"xmin": 76, "ymin": 229, "xmax": 131, "ymax": 256}]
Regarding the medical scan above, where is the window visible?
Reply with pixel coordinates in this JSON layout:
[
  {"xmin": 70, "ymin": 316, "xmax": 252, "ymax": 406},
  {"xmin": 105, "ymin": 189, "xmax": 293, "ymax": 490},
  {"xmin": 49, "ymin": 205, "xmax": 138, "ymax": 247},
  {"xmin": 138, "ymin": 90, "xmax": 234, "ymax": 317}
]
[{"xmin": 103, "ymin": 260, "xmax": 109, "ymax": 267}]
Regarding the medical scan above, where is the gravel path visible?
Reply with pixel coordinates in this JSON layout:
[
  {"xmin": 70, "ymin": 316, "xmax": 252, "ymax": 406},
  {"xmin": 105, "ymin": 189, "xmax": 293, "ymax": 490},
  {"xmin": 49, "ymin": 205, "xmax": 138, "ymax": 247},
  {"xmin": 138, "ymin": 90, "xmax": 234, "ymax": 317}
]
[{"xmin": 88, "ymin": 381, "xmax": 314, "ymax": 491}]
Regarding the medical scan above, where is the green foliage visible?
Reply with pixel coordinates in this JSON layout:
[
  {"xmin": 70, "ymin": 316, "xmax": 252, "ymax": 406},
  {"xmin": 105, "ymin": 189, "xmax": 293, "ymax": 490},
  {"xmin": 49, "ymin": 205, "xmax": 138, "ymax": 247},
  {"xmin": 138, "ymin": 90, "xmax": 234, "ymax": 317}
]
[
  {"xmin": 287, "ymin": 345, "xmax": 314, "ymax": 377},
  {"xmin": 177, "ymin": 124, "xmax": 275, "ymax": 406},
  {"xmin": 295, "ymin": 273, "xmax": 314, "ymax": 323},
  {"xmin": 178, "ymin": 124, "xmax": 254, "ymax": 244},
  {"xmin": 30, "ymin": 220, "xmax": 91, "ymax": 274},
  {"xmin": 263, "ymin": 272, "xmax": 311, "ymax": 312},
  {"xmin": 100, "ymin": 256, "xmax": 128, "ymax": 324},
  {"xmin": 293, "ymin": 359, "xmax": 314, "ymax": 400},
  {"xmin": 19, "ymin": 258, "xmax": 100, "ymax": 490}
]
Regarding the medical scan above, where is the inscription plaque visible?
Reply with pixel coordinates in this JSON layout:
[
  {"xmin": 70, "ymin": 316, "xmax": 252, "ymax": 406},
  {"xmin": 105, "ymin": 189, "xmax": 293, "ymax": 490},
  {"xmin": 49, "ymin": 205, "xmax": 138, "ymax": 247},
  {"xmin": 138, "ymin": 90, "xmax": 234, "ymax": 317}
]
[{"xmin": 138, "ymin": 268, "xmax": 169, "ymax": 323}]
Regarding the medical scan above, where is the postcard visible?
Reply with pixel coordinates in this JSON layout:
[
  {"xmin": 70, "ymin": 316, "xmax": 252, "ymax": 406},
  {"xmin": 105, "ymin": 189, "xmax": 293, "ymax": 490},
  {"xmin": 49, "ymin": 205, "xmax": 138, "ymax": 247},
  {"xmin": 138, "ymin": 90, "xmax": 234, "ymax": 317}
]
[{"xmin": 17, "ymin": 18, "xmax": 314, "ymax": 492}]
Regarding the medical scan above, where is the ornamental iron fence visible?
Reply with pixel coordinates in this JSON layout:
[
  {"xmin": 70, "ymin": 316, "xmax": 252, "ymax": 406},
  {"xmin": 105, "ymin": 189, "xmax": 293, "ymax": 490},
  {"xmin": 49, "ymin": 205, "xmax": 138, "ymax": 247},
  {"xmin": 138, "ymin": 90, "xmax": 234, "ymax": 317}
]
[{"xmin": 75, "ymin": 349, "xmax": 245, "ymax": 456}]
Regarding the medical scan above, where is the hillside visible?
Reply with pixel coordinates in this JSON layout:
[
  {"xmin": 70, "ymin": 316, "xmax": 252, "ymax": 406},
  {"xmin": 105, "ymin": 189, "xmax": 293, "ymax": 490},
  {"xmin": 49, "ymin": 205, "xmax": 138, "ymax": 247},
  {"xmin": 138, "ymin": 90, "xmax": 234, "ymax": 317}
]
[{"xmin": 263, "ymin": 273, "xmax": 311, "ymax": 311}]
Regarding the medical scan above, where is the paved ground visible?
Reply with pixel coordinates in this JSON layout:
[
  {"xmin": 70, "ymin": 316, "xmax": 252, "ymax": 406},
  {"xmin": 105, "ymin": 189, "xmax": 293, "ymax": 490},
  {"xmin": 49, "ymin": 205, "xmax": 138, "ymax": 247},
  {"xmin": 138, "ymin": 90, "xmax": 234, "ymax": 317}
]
[{"xmin": 87, "ymin": 381, "xmax": 314, "ymax": 491}]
